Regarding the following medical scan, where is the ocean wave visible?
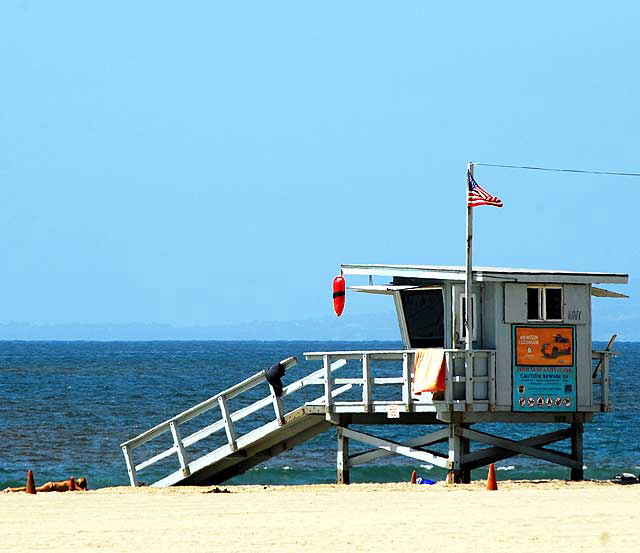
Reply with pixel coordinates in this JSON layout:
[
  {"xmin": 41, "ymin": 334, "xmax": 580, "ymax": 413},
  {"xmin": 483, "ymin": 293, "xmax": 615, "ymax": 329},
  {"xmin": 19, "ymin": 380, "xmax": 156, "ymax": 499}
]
[
  {"xmin": 419, "ymin": 464, "xmax": 434, "ymax": 470},
  {"xmin": 496, "ymin": 465, "xmax": 515, "ymax": 471}
]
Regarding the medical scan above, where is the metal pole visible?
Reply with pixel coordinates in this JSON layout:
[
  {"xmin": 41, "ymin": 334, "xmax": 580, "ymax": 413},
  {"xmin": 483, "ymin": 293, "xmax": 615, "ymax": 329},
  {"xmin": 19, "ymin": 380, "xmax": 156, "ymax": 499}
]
[{"xmin": 465, "ymin": 162, "xmax": 474, "ymax": 352}]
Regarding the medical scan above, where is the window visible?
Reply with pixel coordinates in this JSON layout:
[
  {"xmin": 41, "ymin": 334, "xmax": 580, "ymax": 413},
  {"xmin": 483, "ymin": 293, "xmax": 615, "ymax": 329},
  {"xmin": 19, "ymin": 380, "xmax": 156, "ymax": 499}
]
[
  {"xmin": 457, "ymin": 293, "xmax": 477, "ymax": 342},
  {"xmin": 527, "ymin": 286, "xmax": 562, "ymax": 321},
  {"xmin": 400, "ymin": 289, "xmax": 445, "ymax": 348}
]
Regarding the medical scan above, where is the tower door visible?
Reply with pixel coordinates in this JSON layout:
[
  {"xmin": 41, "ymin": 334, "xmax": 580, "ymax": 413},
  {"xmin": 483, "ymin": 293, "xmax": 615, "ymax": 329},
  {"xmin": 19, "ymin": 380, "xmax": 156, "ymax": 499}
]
[{"xmin": 399, "ymin": 288, "xmax": 445, "ymax": 348}]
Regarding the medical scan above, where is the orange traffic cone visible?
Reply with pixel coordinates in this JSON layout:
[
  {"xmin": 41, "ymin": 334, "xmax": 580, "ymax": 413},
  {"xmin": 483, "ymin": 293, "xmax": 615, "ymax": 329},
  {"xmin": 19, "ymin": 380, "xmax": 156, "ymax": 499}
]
[
  {"xmin": 410, "ymin": 470, "xmax": 417, "ymax": 484},
  {"xmin": 486, "ymin": 463, "xmax": 498, "ymax": 491},
  {"xmin": 69, "ymin": 477, "xmax": 76, "ymax": 491},
  {"xmin": 26, "ymin": 470, "xmax": 37, "ymax": 494}
]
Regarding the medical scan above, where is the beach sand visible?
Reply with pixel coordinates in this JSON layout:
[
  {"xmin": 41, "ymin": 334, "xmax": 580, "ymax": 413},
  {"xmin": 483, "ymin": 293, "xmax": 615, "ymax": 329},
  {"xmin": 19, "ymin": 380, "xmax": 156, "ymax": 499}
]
[{"xmin": 1, "ymin": 480, "xmax": 638, "ymax": 553}]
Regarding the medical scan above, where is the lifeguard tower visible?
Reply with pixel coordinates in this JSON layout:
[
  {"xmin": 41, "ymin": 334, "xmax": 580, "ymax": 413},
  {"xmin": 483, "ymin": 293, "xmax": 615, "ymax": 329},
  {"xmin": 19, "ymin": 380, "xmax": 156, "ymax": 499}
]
[
  {"xmin": 121, "ymin": 163, "xmax": 629, "ymax": 486},
  {"xmin": 121, "ymin": 262, "xmax": 628, "ymax": 486}
]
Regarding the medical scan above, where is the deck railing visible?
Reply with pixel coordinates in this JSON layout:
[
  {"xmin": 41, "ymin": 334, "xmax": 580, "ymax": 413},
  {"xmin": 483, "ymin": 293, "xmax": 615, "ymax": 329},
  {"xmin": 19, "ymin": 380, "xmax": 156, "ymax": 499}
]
[
  {"xmin": 304, "ymin": 349, "xmax": 497, "ymax": 414},
  {"xmin": 592, "ymin": 350, "xmax": 613, "ymax": 412}
]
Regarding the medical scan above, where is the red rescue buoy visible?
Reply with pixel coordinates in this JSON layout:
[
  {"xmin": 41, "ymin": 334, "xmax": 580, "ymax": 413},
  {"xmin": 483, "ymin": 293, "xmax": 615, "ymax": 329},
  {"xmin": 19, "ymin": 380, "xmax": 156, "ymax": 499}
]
[{"xmin": 333, "ymin": 275, "xmax": 345, "ymax": 316}]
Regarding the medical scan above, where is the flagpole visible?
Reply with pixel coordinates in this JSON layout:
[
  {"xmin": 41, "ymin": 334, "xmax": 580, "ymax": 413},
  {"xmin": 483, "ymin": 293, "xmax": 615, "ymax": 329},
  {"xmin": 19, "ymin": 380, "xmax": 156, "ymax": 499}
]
[{"xmin": 465, "ymin": 161, "xmax": 474, "ymax": 353}]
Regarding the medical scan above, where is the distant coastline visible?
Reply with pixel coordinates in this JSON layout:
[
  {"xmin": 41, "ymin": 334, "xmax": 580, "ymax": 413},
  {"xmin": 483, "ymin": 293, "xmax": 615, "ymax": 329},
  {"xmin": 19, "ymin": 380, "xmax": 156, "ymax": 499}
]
[{"xmin": 0, "ymin": 311, "xmax": 637, "ymax": 341}]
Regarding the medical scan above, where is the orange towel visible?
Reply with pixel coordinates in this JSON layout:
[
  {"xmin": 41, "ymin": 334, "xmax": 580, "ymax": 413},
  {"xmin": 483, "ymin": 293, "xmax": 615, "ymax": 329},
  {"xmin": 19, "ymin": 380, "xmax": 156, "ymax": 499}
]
[{"xmin": 412, "ymin": 348, "xmax": 446, "ymax": 394}]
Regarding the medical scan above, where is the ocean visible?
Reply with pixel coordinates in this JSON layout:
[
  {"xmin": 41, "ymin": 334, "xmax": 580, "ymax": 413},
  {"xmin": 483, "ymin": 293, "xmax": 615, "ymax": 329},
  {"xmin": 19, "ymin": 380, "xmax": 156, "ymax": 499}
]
[{"xmin": 2, "ymin": 340, "xmax": 639, "ymax": 489}]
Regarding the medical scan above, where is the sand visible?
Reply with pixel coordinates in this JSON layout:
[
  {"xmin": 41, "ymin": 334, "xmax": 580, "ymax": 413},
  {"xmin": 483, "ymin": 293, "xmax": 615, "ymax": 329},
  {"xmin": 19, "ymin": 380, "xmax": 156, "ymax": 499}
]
[{"xmin": 1, "ymin": 481, "xmax": 638, "ymax": 553}]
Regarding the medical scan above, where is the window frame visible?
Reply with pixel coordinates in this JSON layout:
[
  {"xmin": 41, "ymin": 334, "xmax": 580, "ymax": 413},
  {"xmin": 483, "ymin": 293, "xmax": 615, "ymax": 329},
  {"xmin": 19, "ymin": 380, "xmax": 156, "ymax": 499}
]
[{"xmin": 527, "ymin": 285, "xmax": 563, "ymax": 322}]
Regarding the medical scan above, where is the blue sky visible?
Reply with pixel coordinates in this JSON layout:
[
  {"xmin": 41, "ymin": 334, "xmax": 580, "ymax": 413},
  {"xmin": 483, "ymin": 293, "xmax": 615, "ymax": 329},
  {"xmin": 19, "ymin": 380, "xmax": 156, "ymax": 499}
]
[{"xmin": 1, "ymin": 2, "xmax": 637, "ymax": 334}]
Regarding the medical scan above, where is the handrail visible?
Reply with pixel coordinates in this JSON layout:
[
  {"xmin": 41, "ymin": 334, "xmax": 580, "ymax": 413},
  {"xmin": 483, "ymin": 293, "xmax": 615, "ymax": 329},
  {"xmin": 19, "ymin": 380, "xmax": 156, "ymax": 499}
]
[
  {"xmin": 121, "ymin": 356, "xmax": 348, "ymax": 486},
  {"xmin": 122, "ymin": 356, "xmax": 297, "ymax": 450}
]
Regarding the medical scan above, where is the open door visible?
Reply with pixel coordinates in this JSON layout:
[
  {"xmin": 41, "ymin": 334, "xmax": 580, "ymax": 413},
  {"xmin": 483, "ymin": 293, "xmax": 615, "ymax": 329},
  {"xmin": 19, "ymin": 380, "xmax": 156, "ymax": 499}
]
[{"xmin": 399, "ymin": 288, "xmax": 445, "ymax": 348}]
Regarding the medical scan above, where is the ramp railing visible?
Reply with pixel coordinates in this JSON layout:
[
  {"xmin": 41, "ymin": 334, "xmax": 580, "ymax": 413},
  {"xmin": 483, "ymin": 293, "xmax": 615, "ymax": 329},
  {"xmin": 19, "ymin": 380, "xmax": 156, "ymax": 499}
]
[{"xmin": 120, "ymin": 356, "xmax": 348, "ymax": 486}]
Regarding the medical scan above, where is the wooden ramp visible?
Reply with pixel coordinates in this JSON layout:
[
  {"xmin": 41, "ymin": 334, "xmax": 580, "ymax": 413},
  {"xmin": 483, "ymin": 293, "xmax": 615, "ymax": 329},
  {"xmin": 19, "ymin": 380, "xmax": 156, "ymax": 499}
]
[{"xmin": 121, "ymin": 357, "xmax": 350, "ymax": 487}]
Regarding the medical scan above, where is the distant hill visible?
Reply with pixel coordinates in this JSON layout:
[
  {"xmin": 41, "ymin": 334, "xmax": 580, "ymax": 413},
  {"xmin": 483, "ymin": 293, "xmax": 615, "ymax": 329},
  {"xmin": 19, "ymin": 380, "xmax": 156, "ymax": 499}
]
[
  {"xmin": 0, "ymin": 307, "xmax": 636, "ymax": 341},
  {"xmin": 0, "ymin": 312, "xmax": 402, "ymax": 341}
]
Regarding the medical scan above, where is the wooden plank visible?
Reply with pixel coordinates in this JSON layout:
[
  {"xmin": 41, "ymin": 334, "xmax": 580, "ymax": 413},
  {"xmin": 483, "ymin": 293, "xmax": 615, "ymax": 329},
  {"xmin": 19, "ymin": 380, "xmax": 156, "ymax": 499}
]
[
  {"xmin": 488, "ymin": 351, "xmax": 496, "ymax": 410},
  {"xmin": 330, "ymin": 403, "xmax": 438, "ymax": 414},
  {"xmin": 336, "ymin": 427, "xmax": 350, "ymax": 485},
  {"xmin": 445, "ymin": 351, "xmax": 454, "ymax": 404},
  {"xmin": 457, "ymin": 427, "xmax": 581, "ymax": 469},
  {"xmin": 270, "ymin": 387, "xmax": 285, "ymax": 426},
  {"xmin": 218, "ymin": 395, "xmax": 237, "ymax": 450},
  {"xmin": 305, "ymin": 349, "xmax": 496, "ymax": 361},
  {"xmin": 402, "ymin": 352, "xmax": 413, "ymax": 412},
  {"xmin": 323, "ymin": 355, "xmax": 333, "ymax": 413},
  {"xmin": 452, "ymin": 376, "xmax": 489, "ymax": 383},
  {"xmin": 307, "ymin": 383, "xmax": 353, "ymax": 405},
  {"xmin": 371, "ymin": 377, "xmax": 405, "ymax": 385},
  {"xmin": 349, "ymin": 427, "xmax": 448, "ymax": 466},
  {"xmin": 121, "ymin": 445, "xmax": 139, "ymax": 487},
  {"xmin": 465, "ymin": 352, "xmax": 473, "ymax": 405},
  {"xmin": 461, "ymin": 428, "xmax": 572, "ymax": 469},
  {"xmin": 602, "ymin": 353, "xmax": 610, "ymax": 411},
  {"xmin": 169, "ymin": 421, "xmax": 191, "ymax": 477},
  {"xmin": 362, "ymin": 354, "xmax": 371, "ymax": 413},
  {"xmin": 339, "ymin": 427, "xmax": 449, "ymax": 468},
  {"xmin": 334, "ymin": 378, "xmax": 364, "ymax": 385}
]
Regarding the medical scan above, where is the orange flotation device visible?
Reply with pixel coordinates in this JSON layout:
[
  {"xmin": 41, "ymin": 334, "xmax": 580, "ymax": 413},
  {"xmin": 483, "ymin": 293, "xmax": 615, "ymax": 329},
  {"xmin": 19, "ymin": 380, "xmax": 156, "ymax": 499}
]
[{"xmin": 333, "ymin": 275, "xmax": 345, "ymax": 316}]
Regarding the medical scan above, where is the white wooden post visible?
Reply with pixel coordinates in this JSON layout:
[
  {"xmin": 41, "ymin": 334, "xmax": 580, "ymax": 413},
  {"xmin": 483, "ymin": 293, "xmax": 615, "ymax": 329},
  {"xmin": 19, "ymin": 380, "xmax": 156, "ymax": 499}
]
[
  {"xmin": 336, "ymin": 426, "xmax": 350, "ymax": 485},
  {"xmin": 488, "ymin": 351, "xmax": 496, "ymax": 410},
  {"xmin": 121, "ymin": 444, "xmax": 139, "ymax": 487},
  {"xmin": 169, "ymin": 421, "xmax": 191, "ymax": 478},
  {"xmin": 465, "ymin": 351, "xmax": 474, "ymax": 407},
  {"xmin": 324, "ymin": 354, "xmax": 334, "ymax": 413},
  {"xmin": 402, "ymin": 351, "xmax": 412, "ymax": 412},
  {"xmin": 447, "ymin": 423, "xmax": 463, "ymax": 484},
  {"xmin": 445, "ymin": 351, "xmax": 454, "ymax": 404},
  {"xmin": 362, "ymin": 353, "xmax": 371, "ymax": 412},
  {"xmin": 602, "ymin": 353, "xmax": 610, "ymax": 411},
  {"xmin": 218, "ymin": 395, "xmax": 238, "ymax": 450},
  {"xmin": 270, "ymin": 385, "xmax": 286, "ymax": 426}
]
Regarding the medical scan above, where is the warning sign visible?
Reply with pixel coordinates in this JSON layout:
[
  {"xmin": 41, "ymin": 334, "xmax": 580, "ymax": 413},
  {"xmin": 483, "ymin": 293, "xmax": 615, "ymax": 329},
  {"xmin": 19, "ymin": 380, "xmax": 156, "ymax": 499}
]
[
  {"xmin": 512, "ymin": 325, "xmax": 577, "ymax": 412},
  {"xmin": 387, "ymin": 405, "xmax": 401, "ymax": 418}
]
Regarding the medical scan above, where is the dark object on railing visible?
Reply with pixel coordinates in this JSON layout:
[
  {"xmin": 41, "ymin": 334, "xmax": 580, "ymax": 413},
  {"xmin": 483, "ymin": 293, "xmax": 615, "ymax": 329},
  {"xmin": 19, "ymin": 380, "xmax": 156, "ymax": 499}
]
[
  {"xmin": 611, "ymin": 473, "xmax": 638, "ymax": 485},
  {"xmin": 265, "ymin": 362, "xmax": 286, "ymax": 397}
]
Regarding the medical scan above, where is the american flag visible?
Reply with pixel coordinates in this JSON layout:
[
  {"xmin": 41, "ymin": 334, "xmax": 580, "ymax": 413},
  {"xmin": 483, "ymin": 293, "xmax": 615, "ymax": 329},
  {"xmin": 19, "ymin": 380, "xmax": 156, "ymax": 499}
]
[{"xmin": 467, "ymin": 172, "xmax": 503, "ymax": 208}]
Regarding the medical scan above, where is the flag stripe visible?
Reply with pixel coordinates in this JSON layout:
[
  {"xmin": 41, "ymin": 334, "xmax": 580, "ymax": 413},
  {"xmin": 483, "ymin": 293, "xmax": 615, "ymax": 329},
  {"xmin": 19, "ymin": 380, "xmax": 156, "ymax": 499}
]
[{"xmin": 467, "ymin": 173, "xmax": 503, "ymax": 208}]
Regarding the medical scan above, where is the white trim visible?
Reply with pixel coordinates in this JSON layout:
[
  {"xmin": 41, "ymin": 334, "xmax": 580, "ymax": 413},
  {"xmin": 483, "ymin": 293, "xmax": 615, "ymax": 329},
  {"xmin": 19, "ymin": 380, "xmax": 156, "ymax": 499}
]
[{"xmin": 340, "ymin": 264, "xmax": 628, "ymax": 285}]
